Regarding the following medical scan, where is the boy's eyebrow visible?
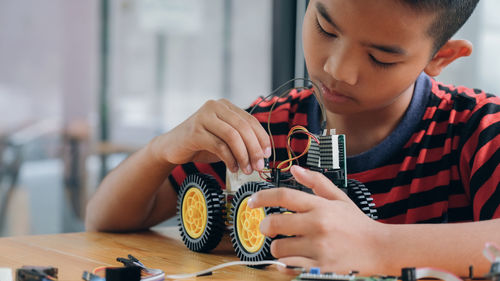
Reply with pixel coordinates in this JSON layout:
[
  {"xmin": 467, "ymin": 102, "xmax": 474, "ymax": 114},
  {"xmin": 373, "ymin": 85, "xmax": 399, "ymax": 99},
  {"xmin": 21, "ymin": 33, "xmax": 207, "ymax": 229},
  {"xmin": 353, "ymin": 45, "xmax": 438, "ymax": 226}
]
[{"xmin": 316, "ymin": 2, "xmax": 343, "ymax": 34}]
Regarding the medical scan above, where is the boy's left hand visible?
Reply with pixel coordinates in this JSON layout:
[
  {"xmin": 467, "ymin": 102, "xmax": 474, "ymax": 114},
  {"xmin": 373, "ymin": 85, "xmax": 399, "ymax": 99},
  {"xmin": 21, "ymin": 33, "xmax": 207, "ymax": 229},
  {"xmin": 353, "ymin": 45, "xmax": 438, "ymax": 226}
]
[{"xmin": 248, "ymin": 165, "xmax": 387, "ymax": 275}]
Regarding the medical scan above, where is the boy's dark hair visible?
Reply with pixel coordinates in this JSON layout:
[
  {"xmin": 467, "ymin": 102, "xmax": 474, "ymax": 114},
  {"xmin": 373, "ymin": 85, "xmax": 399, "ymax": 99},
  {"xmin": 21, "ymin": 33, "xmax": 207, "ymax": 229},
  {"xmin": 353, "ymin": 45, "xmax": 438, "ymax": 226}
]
[{"xmin": 400, "ymin": 0, "xmax": 480, "ymax": 54}]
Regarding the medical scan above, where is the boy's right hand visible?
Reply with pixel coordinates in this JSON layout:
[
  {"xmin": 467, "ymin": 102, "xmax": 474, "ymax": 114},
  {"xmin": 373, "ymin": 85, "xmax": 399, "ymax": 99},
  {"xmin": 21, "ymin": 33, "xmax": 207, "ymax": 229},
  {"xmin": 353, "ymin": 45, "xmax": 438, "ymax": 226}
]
[{"xmin": 152, "ymin": 99, "xmax": 271, "ymax": 174}]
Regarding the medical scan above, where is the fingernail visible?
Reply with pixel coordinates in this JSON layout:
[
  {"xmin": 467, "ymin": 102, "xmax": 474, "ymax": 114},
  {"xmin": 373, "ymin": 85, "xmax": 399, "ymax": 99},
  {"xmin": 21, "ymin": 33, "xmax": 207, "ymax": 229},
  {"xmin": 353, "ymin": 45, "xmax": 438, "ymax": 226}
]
[
  {"xmin": 245, "ymin": 164, "xmax": 252, "ymax": 174},
  {"xmin": 292, "ymin": 165, "xmax": 305, "ymax": 173},
  {"xmin": 247, "ymin": 196, "xmax": 255, "ymax": 208},
  {"xmin": 264, "ymin": 147, "xmax": 272, "ymax": 158},
  {"xmin": 259, "ymin": 217, "xmax": 269, "ymax": 234},
  {"xmin": 256, "ymin": 159, "xmax": 264, "ymax": 171}
]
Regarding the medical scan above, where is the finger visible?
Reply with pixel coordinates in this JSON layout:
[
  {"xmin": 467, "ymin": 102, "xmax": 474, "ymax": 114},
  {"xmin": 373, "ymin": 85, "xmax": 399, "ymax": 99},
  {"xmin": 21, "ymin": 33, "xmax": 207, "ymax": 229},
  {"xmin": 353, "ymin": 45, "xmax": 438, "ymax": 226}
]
[
  {"xmin": 291, "ymin": 165, "xmax": 350, "ymax": 201},
  {"xmin": 276, "ymin": 256, "xmax": 317, "ymax": 274},
  {"xmin": 248, "ymin": 187, "xmax": 322, "ymax": 212},
  {"xmin": 215, "ymin": 102, "xmax": 267, "ymax": 172},
  {"xmin": 270, "ymin": 236, "xmax": 315, "ymax": 259},
  {"xmin": 219, "ymin": 99, "xmax": 272, "ymax": 157},
  {"xmin": 200, "ymin": 130, "xmax": 238, "ymax": 172},
  {"xmin": 260, "ymin": 213, "xmax": 311, "ymax": 237},
  {"xmin": 204, "ymin": 117, "xmax": 252, "ymax": 174}
]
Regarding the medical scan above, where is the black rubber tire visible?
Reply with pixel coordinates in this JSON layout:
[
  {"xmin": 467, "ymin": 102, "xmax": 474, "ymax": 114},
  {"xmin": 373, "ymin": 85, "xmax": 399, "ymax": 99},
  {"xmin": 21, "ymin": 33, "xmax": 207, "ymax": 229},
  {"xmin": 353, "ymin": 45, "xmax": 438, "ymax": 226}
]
[
  {"xmin": 347, "ymin": 179, "xmax": 378, "ymax": 220},
  {"xmin": 177, "ymin": 173, "xmax": 225, "ymax": 252},
  {"xmin": 230, "ymin": 181, "xmax": 277, "ymax": 267}
]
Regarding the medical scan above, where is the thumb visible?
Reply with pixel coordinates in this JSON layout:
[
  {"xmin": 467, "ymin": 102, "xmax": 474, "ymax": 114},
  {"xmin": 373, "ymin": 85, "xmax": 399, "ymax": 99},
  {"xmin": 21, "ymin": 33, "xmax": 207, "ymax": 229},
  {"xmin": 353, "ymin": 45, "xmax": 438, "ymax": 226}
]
[{"xmin": 290, "ymin": 165, "xmax": 350, "ymax": 201}]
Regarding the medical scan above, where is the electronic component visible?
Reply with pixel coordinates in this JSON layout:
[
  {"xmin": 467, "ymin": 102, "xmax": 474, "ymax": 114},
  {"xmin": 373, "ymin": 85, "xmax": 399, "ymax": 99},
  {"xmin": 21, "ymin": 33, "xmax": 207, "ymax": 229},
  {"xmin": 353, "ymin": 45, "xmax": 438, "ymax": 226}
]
[
  {"xmin": 292, "ymin": 267, "xmax": 356, "ymax": 281},
  {"xmin": 82, "ymin": 267, "xmax": 141, "ymax": 281},
  {"xmin": 401, "ymin": 267, "xmax": 416, "ymax": 281},
  {"xmin": 116, "ymin": 254, "xmax": 165, "ymax": 281},
  {"xmin": 16, "ymin": 266, "xmax": 58, "ymax": 281},
  {"xmin": 291, "ymin": 267, "xmax": 398, "ymax": 281},
  {"xmin": 85, "ymin": 254, "xmax": 164, "ymax": 281},
  {"xmin": 306, "ymin": 129, "xmax": 346, "ymax": 188},
  {"xmin": 105, "ymin": 267, "xmax": 141, "ymax": 281}
]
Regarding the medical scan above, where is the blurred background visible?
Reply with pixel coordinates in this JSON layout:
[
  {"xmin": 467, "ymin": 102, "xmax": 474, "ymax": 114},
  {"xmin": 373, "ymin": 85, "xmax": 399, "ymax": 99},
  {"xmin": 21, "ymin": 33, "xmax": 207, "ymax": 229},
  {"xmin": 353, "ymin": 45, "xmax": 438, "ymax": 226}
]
[{"xmin": 0, "ymin": 0, "xmax": 498, "ymax": 236}]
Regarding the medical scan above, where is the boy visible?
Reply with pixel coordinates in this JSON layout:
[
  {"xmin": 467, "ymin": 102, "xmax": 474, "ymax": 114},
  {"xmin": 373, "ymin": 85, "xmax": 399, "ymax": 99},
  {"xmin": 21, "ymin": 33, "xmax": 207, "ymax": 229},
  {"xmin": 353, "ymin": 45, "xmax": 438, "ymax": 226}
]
[{"xmin": 85, "ymin": 0, "xmax": 500, "ymax": 276}]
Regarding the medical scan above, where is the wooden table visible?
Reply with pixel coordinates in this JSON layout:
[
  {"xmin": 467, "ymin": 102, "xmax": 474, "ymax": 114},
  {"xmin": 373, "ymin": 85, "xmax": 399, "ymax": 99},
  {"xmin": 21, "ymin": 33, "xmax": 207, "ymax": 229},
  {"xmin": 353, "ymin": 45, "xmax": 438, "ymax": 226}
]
[{"xmin": 0, "ymin": 227, "xmax": 292, "ymax": 281}]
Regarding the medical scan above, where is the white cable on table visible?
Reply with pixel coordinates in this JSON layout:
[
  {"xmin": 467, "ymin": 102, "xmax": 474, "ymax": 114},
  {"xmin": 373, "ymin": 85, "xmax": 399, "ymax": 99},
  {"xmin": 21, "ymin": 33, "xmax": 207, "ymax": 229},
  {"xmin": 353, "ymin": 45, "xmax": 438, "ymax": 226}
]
[{"xmin": 165, "ymin": 260, "xmax": 286, "ymax": 279}]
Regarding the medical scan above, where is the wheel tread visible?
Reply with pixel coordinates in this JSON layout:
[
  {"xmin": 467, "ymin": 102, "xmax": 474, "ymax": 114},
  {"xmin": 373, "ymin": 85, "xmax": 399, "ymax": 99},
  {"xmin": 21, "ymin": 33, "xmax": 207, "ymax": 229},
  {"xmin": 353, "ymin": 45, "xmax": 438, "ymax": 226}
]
[
  {"xmin": 229, "ymin": 181, "xmax": 278, "ymax": 267},
  {"xmin": 347, "ymin": 179, "xmax": 378, "ymax": 220},
  {"xmin": 177, "ymin": 173, "xmax": 226, "ymax": 253}
]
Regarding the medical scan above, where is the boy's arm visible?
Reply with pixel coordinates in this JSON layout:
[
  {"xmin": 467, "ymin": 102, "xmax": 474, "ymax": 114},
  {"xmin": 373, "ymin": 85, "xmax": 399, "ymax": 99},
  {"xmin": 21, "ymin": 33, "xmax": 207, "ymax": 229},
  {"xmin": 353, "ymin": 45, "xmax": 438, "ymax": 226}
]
[
  {"xmin": 85, "ymin": 99, "xmax": 271, "ymax": 232},
  {"xmin": 379, "ymin": 219, "xmax": 497, "ymax": 276},
  {"xmin": 249, "ymin": 165, "xmax": 498, "ymax": 276},
  {"xmin": 85, "ymin": 138, "xmax": 178, "ymax": 232}
]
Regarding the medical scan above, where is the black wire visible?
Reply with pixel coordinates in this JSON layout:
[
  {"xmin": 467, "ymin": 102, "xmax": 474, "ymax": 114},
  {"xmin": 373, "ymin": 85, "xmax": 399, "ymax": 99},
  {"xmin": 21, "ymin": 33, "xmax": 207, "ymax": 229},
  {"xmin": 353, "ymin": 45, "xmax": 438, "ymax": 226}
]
[
  {"xmin": 249, "ymin": 77, "xmax": 327, "ymax": 130},
  {"xmin": 248, "ymin": 77, "xmax": 328, "ymax": 168}
]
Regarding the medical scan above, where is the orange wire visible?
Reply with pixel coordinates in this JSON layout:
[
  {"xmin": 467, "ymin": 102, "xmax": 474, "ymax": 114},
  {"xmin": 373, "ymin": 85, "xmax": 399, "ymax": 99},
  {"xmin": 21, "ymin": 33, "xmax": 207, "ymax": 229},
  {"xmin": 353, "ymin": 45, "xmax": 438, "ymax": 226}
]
[
  {"xmin": 277, "ymin": 128, "xmax": 307, "ymax": 170},
  {"xmin": 92, "ymin": 266, "xmax": 109, "ymax": 275},
  {"xmin": 276, "ymin": 126, "xmax": 319, "ymax": 172}
]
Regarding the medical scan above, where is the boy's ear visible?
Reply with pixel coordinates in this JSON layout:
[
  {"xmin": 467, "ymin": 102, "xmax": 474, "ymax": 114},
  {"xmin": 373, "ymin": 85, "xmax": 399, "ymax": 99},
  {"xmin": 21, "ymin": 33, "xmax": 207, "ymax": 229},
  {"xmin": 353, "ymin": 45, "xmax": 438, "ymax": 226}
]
[{"xmin": 424, "ymin": 40, "xmax": 473, "ymax": 77}]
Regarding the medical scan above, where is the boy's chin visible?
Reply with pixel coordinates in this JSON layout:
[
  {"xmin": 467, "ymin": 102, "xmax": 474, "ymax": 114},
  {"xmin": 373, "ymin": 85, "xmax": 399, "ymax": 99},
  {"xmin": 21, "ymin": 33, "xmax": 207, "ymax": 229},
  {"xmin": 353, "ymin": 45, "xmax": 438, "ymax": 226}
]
[{"xmin": 322, "ymin": 101, "xmax": 359, "ymax": 115}]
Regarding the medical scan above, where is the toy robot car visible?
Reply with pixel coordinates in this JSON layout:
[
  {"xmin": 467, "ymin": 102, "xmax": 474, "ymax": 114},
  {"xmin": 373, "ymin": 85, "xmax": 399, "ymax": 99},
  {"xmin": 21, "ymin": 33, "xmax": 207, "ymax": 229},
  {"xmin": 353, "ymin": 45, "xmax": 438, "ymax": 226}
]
[{"xmin": 176, "ymin": 127, "xmax": 378, "ymax": 264}]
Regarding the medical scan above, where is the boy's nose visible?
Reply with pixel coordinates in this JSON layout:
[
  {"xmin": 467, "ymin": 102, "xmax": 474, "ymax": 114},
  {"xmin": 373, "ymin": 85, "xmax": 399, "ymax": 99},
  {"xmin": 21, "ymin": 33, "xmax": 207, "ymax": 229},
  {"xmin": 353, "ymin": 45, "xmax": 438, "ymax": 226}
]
[{"xmin": 323, "ymin": 48, "xmax": 359, "ymax": 86}]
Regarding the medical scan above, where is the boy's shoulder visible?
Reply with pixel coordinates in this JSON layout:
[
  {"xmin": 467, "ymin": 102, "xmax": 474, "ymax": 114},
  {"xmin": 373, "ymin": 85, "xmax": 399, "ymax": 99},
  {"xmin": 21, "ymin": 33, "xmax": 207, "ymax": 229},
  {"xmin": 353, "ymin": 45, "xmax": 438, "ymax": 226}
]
[
  {"xmin": 429, "ymin": 78, "xmax": 500, "ymax": 110},
  {"xmin": 423, "ymin": 78, "xmax": 499, "ymax": 149}
]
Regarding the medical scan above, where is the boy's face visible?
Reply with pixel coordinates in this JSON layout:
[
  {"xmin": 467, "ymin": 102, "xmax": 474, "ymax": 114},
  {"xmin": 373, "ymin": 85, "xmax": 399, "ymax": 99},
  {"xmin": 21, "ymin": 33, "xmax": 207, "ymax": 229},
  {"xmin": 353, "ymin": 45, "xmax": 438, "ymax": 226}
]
[{"xmin": 303, "ymin": 0, "xmax": 437, "ymax": 115}]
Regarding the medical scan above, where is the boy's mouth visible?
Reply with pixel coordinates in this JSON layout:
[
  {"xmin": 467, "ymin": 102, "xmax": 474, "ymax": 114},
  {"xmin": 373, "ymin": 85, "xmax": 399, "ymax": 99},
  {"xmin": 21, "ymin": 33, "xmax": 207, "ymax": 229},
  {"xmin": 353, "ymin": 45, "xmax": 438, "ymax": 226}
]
[{"xmin": 320, "ymin": 84, "xmax": 354, "ymax": 104}]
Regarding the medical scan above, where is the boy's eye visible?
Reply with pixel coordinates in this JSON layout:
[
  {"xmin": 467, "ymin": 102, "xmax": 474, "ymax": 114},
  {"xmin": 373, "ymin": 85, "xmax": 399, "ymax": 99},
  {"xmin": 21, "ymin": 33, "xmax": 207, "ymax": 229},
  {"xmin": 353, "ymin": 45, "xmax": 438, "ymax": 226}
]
[
  {"xmin": 369, "ymin": 54, "xmax": 397, "ymax": 69},
  {"xmin": 314, "ymin": 18, "xmax": 337, "ymax": 38}
]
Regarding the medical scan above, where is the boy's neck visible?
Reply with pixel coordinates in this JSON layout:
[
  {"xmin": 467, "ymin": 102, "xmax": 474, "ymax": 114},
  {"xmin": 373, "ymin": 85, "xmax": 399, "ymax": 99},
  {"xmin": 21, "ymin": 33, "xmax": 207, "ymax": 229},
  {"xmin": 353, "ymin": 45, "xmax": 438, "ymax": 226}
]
[{"xmin": 326, "ymin": 84, "xmax": 415, "ymax": 156}]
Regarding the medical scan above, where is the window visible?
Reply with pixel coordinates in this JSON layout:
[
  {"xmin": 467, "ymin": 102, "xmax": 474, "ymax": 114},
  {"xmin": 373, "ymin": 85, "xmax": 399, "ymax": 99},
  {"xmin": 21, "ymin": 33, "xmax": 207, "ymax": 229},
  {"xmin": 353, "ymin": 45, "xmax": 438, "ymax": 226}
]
[{"xmin": 106, "ymin": 0, "xmax": 273, "ymax": 147}]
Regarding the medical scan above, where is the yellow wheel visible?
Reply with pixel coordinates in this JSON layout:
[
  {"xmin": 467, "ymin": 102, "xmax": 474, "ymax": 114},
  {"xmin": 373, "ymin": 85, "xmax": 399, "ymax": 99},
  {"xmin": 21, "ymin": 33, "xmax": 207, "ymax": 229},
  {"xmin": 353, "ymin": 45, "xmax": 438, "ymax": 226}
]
[
  {"xmin": 230, "ymin": 181, "xmax": 276, "ymax": 265},
  {"xmin": 236, "ymin": 197, "xmax": 266, "ymax": 253},
  {"xmin": 182, "ymin": 187, "xmax": 207, "ymax": 239},
  {"xmin": 178, "ymin": 174, "xmax": 225, "ymax": 252}
]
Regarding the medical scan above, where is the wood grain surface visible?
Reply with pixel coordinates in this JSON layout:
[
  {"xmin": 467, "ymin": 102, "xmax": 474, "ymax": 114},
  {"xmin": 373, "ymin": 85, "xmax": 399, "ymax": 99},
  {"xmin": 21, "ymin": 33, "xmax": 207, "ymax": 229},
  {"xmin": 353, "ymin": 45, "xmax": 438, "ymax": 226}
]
[{"xmin": 0, "ymin": 227, "xmax": 292, "ymax": 281}]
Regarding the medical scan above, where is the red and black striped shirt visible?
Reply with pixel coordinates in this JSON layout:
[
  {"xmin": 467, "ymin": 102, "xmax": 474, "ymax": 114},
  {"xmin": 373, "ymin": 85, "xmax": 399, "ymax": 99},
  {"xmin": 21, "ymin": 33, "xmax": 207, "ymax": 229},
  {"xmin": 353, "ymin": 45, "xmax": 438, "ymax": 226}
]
[{"xmin": 169, "ymin": 73, "xmax": 500, "ymax": 224}]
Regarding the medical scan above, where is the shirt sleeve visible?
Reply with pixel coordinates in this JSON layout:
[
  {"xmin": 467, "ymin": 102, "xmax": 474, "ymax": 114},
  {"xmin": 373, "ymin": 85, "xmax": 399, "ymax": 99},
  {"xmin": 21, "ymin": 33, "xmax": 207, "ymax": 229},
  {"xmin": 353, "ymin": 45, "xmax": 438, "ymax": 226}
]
[
  {"xmin": 459, "ymin": 94, "xmax": 500, "ymax": 220},
  {"xmin": 168, "ymin": 161, "xmax": 227, "ymax": 194}
]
